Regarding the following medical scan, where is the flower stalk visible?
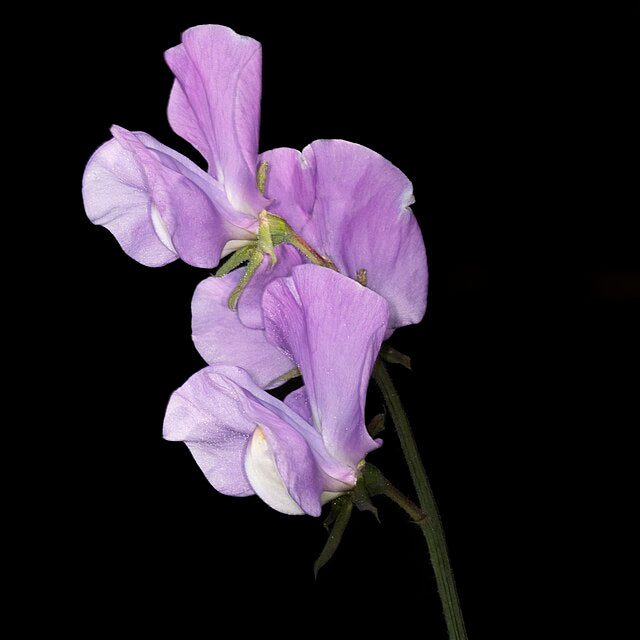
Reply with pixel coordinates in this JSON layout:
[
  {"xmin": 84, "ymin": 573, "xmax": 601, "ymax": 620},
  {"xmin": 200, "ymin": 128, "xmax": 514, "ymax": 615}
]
[{"xmin": 373, "ymin": 360, "xmax": 467, "ymax": 640}]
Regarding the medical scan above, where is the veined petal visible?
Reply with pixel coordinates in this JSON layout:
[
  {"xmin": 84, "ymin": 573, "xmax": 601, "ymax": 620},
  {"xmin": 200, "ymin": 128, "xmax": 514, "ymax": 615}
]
[
  {"xmin": 109, "ymin": 125, "xmax": 243, "ymax": 268},
  {"xmin": 133, "ymin": 130, "xmax": 259, "ymax": 235},
  {"xmin": 83, "ymin": 126, "xmax": 250, "ymax": 268},
  {"xmin": 245, "ymin": 424, "xmax": 322, "ymax": 516},
  {"xmin": 262, "ymin": 265, "xmax": 388, "ymax": 468},
  {"xmin": 165, "ymin": 24, "xmax": 268, "ymax": 217},
  {"xmin": 82, "ymin": 137, "xmax": 177, "ymax": 267},
  {"xmin": 163, "ymin": 366, "xmax": 256, "ymax": 497},
  {"xmin": 166, "ymin": 365, "xmax": 355, "ymax": 516},
  {"xmin": 284, "ymin": 387, "xmax": 312, "ymax": 425},
  {"xmin": 258, "ymin": 147, "xmax": 318, "ymax": 244},
  {"xmin": 302, "ymin": 139, "xmax": 428, "ymax": 333},
  {"xmin": 236, "ymin": 244, "xmax": 304, "ymax": 330},
  {"xmin": 191, "ymin": 271, "xmax": 294, "ymax": 389}
]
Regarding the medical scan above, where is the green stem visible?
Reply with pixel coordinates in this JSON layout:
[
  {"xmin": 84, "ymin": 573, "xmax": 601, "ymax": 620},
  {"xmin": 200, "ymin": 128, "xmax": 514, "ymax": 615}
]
[
  {"xmin": 373, "ymin": 360, "xmax": 468, "ymax": 640},
  {"xmin": 227, "ymin": 250, "xmax": 263, "ymax": 310},
  {"xmin": 288, "ymin": 231, "xmax": 337, "ymax": 271},
  {"xmin": 362, "ymin": 463, "xmax": 425, "ymax": 522}
]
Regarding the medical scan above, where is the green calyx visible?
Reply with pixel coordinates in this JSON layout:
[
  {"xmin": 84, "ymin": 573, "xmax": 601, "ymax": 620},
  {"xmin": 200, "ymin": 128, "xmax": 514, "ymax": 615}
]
[
  {"xmin": 257, "ymin": 161, "xmax": 268, "ymax": 195},
  {"xmin": 267, "ymin": 366, "xmax": 301, "ymax": 387},
  {"xmin": 217, "ymin": 162, "xmax": 338, "ymax": 310},
  {"xmin": 314, "ymin": 462, "xmax": 427, "ymax": 577},
  {"xmin": 215, "ymin": 243, "xmax": 256, "ymax": 278},
  {"xmin": 225, "ymin": 248, "xmax": 264, "ymax": 311},
  {"xmin": 257, "ymin": 210, "xmax": 277, "ymax": 268},
  {"xmin": 220, "ymin": 211, "xmax": 290, "ymax": 310}
]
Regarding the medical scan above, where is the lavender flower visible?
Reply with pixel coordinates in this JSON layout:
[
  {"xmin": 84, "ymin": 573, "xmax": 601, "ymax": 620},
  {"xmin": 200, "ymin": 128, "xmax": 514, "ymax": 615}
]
[
  {"xmin": 192, "ymin": 142, "xmax": 428, "ymax": 386},
  {"xmin": 82, "ymin": 25, "xmax": 269, "ymax": 268},
  {"xmin": 163, "ymin": 265, "xmax": 388, "ymax": 515}
]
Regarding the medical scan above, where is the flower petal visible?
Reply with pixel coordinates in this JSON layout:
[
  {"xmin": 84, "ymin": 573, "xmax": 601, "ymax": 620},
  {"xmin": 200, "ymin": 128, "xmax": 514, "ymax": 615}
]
[
  {"xmin": 191, "ymin": 271, "xmax": 294, "ymax": 389},
  {"xmin": 165, "ymin": 25, "xmax": 268, "ymax": 217},
  {"xmin": 82, "ymin": 137, "xmax": 177, "ymax": 267},
  {"xmin": 284, "ymin": 387, "xmax": 312, "ymax": 424},
  {"xmin": 259, "ymin": 147, "xmax": 318, "ymax": 243},
  {"xmin": 109, "ymin": 125, "xmax": 247, "ymax": 268},
  {"xmin": 262, "ymin": 265, "xmax": 388, "ymax": 467},
  {"xmin": 163, "ymin": 366, "xmax": 256, "ymax": 497},
  {"xmin": 83, "ymin": 125, "xmax": 251, "ymax": 268},
  {"xmin": 236, "ymin": 244, "xmax": 304, "ymax": 330},
  {"xmin": 165, "ymin": 365, "xmax": 354, "ymax": 516},
  {"xmin": 302, "ymin": 139, "xmax": 428, "ymax": 333},
  {"xmin": 245, "ymin": 424, "xmax": 321, "ymax": 516}
]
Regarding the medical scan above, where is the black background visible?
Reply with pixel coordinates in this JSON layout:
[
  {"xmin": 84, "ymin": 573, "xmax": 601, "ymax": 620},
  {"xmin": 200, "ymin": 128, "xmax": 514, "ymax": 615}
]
[{"xmin": 36, "ymin": 5, "xmax": 638, "ymax": 637}]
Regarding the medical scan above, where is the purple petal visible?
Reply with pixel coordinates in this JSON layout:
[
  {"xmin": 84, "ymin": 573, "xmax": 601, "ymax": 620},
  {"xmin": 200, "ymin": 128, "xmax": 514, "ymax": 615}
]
[
  {"xmin": 262, "ymin": 265, "xmax": 388, "ymax": 467},
  {"xmin": 236, "ymin": 244, "xmax": 304, "ymax": 330},
  {"xmin": 111, "ymin": 125, "xmax": 250, "ymax": 268},
  {"xmin": 258, "ymin": 147, "xmax": 319, "ymax": 244},
  {"xmin": 165, "ymin": 25, "xmax": 268, "ymax": 217},
  {"xmin": 165, "ymin": 365, "xmax": 355, "ymax": 516},
  {"xmin": 302, "ymin": 139, "xmax": 428, "ymax": 333},
  {"xmin": 245, "ymin": 422, "xmax": 323, "ymax": 516},
  {"xmin": 284, "ymin": 387, "xmax": 312, "ymax": 424},
  {"xmin": 163, "ymin": 366, "xmax": 256, "ymax": 497},
  {"xmin": 82, "ymin": 136, "xmax": 177, "ymax": 267},
  {"xmin": 83, "ymin": 126, "xmax": 252, "ymax": 268},
  {"xmin": 132, "ymin": 129, "xmax": 258, "ymax": 234},
  {"xmin": 191, "ymin": 271, "xmax": 294, "ymax": 389}
]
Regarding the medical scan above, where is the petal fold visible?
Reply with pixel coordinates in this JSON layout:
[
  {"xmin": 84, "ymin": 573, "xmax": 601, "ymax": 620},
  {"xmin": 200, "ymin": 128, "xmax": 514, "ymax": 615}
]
[
  {"xmin": 82, "ymin": 136, "xmax": 177, "ymax": 267},
  {"xmin": 302, "ymin": 139, "xmax": 428, "ymax": 332},
  {"xmin": 236, "ymin": 244, "xmax": 304, "ymax": 330},
  {"xmin": 245, "ymin": 423, "xmax": 322, "ymax": 516},
  {"xmin": 262, "ymin": 265, "xmax": 388, "ymax": 467},
  {"xmin": 163, "ymin": 366, "xmax": 257, "ymax": 497},
  {"xmin": 283, "ymin": 387, "xmax": 313, "ymax": 425},
  {"xmin": 165, "ymin": 24, "xmax": 268, "ymax": 217},
  {"xmin": 165, "ymin": 365, "xmax": 355, "ymax": 516},
  {"xmin": 258, "ymin": 147, "xmax": 318, "ymax": 243},
  {"xmin": 191, "ymin": 271, "xmax": 294, "ymax": 389},
  {"xmin": 83, "ymin": 126, "xmax": 249, "ymax": 268}
]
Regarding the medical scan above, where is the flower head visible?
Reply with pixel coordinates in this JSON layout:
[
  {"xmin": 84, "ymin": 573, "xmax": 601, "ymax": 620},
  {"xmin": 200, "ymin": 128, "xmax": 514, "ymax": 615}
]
[
  {"xmin": 164, "ymin": 265, "xmax": 388, "ymax": 515},
  {"xmin": 82, "ymin": 25, "xmax": 269, "ymax": 268},
  {"xmin": 249, "ymin": 140, "xmax": 429, "ymax": 334},
  {"xmin": 192, "ymin": 142, "xmax": 428, "ymax": 386}
]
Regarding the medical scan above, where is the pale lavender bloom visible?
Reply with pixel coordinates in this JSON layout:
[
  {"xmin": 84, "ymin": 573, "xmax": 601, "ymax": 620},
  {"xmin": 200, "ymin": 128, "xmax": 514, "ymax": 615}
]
[
  {"xmin": 82, "ymin": 25, "xmax": 268, "ymax": 268},
  {"xmin": 190, "ymin": 263, "xmax": 295, "ymax": 389},
  {"xmin": 164, "ymin": 265, "xmax": 388, "ymax": 515},
  {"xmin": 248, "ymin": 141, "xmax": 429, "ymax": 333},
  {"xmin": 192, "ymin": 141, "xmax": 428, "ymax": 384}
]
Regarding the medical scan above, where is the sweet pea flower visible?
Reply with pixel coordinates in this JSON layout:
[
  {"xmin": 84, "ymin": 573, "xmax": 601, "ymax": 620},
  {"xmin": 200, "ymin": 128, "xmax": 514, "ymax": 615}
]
[
  {"xmin": 192, "ymin": 140, "xmax": 428, "ymax": 386},
  {"xmin": 163, "ymin": 265, "xmax": 388, "ymax": 515},
  {"xmin": 82, "ymin": 25, "xmax": 269, "ymax": 268}
]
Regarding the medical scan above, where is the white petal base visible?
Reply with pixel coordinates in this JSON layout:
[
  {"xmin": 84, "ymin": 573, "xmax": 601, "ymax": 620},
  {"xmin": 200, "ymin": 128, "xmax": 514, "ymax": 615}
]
[{"xmin": 244, "ymin": 426, "xmax": 305, "ymax": 515}]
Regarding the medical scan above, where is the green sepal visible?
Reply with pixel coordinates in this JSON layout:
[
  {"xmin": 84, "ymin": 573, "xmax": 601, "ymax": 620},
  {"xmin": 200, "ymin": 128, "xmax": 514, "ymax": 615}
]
[
  {"xmin": 351, "ymin": 473, "xmax": 380, "ymax": 522},
  {"xmin": 379, "ymin": 344, "xmax": 412, "ymax": 370},
  {"xmin": 215, "ymin": 243, "xmax": 256, "ymax": 278},
  {"xmin": 367, "ymin": 411, "xmax": 386, "ymax": 438},
  {"xmin": 267, "ymin": 367, "xmax": 301, "ymax": 387},
  {"xmin": 360, "ymin": 463, "xmax": 388, "ymax": 496},
  {"xmin": 220, "ymin": 207, "xmax": 339, "ymax": 309},
  {"xmin": 227, "ymin": 250, "xmax": 264, "ymax": 310},
  {"xmin": 322, "ymin": 495, "xmax": 344, "ymax": 532},
  {"xmin": 314, "ymin": 495, "xmax": 353, "ymax": 578},
  {"xmin": 265, "ymin": 213, "xmax": 292, "ymax": 246},
  {"xmin": 257, "ymin": 210, "xmax": 276, "ymax": 268},
  {"xmin": 257, "ymin": 161, "xmax": 268, "ymax": 195}
]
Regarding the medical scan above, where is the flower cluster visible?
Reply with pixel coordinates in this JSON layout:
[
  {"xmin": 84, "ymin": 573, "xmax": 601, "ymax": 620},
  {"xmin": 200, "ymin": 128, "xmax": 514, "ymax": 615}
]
[{"xmin": 83, "ymin": 25, "xmax": 428, "ymax": 516}]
